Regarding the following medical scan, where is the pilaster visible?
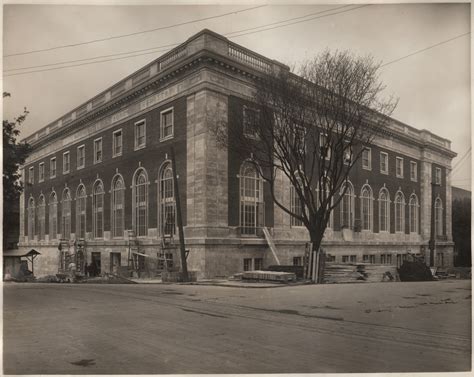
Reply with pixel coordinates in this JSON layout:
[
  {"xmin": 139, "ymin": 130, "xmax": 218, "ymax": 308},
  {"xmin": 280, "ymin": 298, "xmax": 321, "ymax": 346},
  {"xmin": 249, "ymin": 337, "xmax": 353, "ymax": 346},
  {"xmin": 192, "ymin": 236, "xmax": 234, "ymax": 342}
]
[
  {"xmin": 419, "ymin": 160, "xmax": 432, "ymax": 241},
  {"xmin": 186, "ymin": 90, "xmax": 228, "ymax": 236},
  {"xmin": 445, "ymin": 168, "xmax": 453, "ymax": 240}
]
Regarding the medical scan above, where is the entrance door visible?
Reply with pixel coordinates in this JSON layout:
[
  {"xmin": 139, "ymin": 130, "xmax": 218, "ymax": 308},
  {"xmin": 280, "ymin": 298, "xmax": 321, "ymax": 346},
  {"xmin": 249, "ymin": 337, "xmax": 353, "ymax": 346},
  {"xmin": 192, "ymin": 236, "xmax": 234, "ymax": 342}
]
[
  {"xmin": 91, "ymin": 252, "xmax": 101, "ymax": 276},
  {"xmin": 110, "ymin": 252, "xmax": 121, "ymax": 274}
]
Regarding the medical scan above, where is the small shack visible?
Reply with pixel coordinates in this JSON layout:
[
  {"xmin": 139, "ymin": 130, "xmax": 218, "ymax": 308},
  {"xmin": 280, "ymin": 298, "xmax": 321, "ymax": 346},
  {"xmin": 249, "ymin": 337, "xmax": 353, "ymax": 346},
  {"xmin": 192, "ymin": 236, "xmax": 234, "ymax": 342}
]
[{"xmin": 3, "ymin": 249, "xmax": 41, "ymax": 280}]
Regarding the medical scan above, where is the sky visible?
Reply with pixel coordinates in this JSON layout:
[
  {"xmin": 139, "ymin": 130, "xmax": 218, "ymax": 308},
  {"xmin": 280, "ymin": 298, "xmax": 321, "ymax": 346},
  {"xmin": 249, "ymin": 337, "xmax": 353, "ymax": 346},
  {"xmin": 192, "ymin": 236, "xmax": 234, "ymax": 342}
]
[{"xmin": 3, "ymin": 2, "xmax": 471, "ymax": 190}]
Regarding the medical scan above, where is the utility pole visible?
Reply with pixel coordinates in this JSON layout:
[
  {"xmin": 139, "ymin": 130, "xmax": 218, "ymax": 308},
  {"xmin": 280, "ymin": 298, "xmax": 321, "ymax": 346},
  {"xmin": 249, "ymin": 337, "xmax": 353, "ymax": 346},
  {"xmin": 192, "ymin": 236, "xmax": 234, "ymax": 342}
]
[
  {"xmin": 171, "ymin": 147, "xmax": 189, "ymax": 282},
  {"xmin": 428, "ymin": 181, "xmax": 440, "ymax": 267}
]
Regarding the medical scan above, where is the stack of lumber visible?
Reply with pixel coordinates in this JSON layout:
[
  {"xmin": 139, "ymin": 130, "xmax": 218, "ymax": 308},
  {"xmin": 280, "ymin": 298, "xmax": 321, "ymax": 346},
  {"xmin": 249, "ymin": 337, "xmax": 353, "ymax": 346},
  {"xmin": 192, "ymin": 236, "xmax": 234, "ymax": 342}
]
[
  {"xmin": 324, "ymin": 263, "xmax": 399, "ymax": 284},
  {"xmin": 242, "ymin": 270, "xmax": 296, "ymax": 282}
]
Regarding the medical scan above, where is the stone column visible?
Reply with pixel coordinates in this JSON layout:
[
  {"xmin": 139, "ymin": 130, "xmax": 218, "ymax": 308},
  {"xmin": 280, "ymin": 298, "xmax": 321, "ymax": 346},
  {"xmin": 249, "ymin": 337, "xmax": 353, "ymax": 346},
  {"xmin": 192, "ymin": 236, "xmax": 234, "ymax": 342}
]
[
  {"xmin": 419, "ymin": 159, "xmax": 432, "ymax": 242},
  {"xmin": 186, "ymin": 90, "xmax": 228, "ymax": 238},
  {"xmin": 445, "ymin": 167, "xmax": 453, "ymax": 240}
]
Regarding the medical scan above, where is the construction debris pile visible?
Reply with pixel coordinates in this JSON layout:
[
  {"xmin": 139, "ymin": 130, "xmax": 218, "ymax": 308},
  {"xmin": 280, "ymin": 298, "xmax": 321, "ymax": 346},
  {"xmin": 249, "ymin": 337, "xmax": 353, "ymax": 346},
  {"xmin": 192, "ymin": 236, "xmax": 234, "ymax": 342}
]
[
  {"xmin": 324, "ymin": 263, "xmax": 399, "ymax": 284},
  {"xmin": 241, "ymin": 270, "xmax": 297, "ymax": 282},
  {"xmin": 397, "ymin": 260, "xmax": 434, "ymax": 282}
]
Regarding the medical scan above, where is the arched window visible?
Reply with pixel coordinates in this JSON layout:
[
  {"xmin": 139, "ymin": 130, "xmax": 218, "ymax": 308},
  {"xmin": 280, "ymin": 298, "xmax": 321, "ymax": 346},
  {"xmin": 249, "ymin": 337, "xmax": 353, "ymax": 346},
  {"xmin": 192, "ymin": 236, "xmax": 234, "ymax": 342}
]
[
  {"xmin": 93, "ymin": 181, "xmax": 104, "ymax": 238},
  {"xmin": 111, "ymin": 175, "xmax": 125, "ymax": 238},
  {"xmin": 290, "ymin": 178, "xmax": 304, "ymax": 227},
  {"xmin": 27, "ymin": 197, "xmax": 35, "ymax": 241},
  {"xmin": 435, "ymin": 197, "xmax": 443, "ymax": 236},
  {"xmin": 159, "ymin": 162, "xmax": 176, "ymax": 236},
  {"xmin": 360, "ymin": 185, "xmax": 373, "ymax": 231},
  {"xmin": 76, "ymin": 185, "xmax": 87, "ymax": 239},
  {"xmin": 38, "ymin": 195, "xmax": 46, "ymax": 240},
  {"xmin": 61, "ymin": 189, "xmax": 71, "ymax": 239},
  {"xmin": 239, "ymin": 161, "xmax": 264, "ymax": 235},
  {"xmin": 340, "ymin": 181, "xmax": 354, "ymax": 229},
  {"xmin": 49, "ymin": 192, "xmax": 58, "ymax": 240},
  {"xmin": 133, "ymin": 169, "xmax": 148, "ymax": 237},
  {"xmin": 378, "ymin": 188, "xmax": 390, "ymax": 232},
  {"xmin": 409, "ymin": 194, "xmax": 419, "ymax": 234},
  {"xmin": 394, "ymin": 191, "xmax": 405, "ymax": 233}
]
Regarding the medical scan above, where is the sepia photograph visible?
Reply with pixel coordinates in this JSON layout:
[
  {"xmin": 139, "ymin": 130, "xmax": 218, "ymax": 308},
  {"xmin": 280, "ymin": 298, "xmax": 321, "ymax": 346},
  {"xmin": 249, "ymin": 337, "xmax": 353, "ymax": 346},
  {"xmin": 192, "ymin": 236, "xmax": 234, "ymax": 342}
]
[{"xmin": 2, "ymin": 1, "xmax": 471, "ymax": 374}]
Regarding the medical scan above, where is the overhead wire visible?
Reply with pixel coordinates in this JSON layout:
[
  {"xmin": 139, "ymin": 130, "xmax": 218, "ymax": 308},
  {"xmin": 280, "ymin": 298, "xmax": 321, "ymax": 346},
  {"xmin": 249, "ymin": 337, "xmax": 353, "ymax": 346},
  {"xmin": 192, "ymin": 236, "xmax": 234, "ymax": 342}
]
[
  {"xmin": 5, "ymin": 4, "xmax": 357, "ymax": 75},
  {"xmin": 451, "ymin": 146, "xmax": 471, "ymax": 174},
  {"xmin": 381, "ymin": 32, "xmax": 470, "ymax": 67},
  {"xmin": 3, "ymin": 5, "xmax": 268, "ymax": 58}
]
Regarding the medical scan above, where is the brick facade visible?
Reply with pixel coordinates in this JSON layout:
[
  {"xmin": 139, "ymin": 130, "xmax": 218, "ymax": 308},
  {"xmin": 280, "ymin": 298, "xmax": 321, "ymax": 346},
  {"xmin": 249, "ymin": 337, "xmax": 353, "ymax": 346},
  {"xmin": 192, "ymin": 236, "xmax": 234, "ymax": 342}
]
[{"xmin": 17, "ymin": 30, "xmax": 456, "ymax": 279}]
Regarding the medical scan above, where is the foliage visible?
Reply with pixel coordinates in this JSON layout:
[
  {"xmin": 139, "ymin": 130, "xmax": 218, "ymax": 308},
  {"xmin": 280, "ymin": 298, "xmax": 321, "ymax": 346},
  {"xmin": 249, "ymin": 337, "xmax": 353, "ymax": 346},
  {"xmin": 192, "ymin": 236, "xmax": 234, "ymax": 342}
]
[
  {"xmin": 212, "ymin": 49, "xmax": 397, "ymax": 252},
  {"xmin": 3, "ymin": 92, "xmax": 31, "ymax": 248}
]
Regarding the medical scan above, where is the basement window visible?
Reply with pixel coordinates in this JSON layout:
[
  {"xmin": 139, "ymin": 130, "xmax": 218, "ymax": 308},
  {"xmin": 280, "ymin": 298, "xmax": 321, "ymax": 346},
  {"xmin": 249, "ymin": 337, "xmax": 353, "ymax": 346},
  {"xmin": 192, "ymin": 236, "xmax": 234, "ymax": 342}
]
[
  {"xmin": 243, "ymin": 258, "xmax": 252, "ymax": 272},
  {"xmin": 293, "ymin": 257, "xmax": 302, "ymax": 266}
]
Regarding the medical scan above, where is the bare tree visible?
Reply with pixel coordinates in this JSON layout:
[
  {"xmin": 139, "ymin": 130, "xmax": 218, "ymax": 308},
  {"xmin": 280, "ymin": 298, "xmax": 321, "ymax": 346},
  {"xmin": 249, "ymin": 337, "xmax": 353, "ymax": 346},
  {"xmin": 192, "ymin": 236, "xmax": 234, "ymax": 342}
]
[{"xmin": 212, "ymin": 49, "xmax": 397, "ymax": 255}]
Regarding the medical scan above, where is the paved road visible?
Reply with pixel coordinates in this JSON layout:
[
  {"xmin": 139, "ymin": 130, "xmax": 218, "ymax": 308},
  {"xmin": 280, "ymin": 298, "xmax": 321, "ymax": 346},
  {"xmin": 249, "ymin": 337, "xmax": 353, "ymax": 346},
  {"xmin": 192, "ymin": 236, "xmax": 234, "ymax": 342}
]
[{"xmin": 3, "ymin": 280, "xmax": 471, "ymax": 374}]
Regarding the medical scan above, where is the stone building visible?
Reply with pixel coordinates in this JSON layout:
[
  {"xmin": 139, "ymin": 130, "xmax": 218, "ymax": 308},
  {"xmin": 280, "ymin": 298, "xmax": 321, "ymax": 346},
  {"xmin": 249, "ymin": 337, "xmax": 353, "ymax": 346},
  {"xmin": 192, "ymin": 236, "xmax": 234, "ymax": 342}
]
[{"xmin": 17, "ymin": 29, "xmax": 456, "ymax": 278}]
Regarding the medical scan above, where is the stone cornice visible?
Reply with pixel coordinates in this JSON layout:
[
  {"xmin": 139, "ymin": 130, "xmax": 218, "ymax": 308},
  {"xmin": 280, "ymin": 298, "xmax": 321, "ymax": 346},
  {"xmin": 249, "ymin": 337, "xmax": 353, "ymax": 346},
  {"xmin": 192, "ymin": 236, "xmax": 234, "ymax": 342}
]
[{"xmin": 24, "ymin": 29, "xmax": 456, "ymax": 162}]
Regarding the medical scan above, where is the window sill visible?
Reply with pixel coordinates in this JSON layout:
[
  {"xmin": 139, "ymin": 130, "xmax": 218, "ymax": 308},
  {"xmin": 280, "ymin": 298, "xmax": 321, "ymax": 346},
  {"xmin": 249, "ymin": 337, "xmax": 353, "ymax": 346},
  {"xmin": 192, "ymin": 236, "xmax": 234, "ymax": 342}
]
[
  {"xmin": 160, "ymin": 135, "xmax": 174, "ymax": 142},
  {"xmin": 244, "ymin": 133, "xmax": 260, "ymax": 141},
  {"xmin": 380, "ymin": 170, "xmax": 388, "ymax": 175},
  {"xmin": 134, "ymin": 145, "xmax": 146, "ymax": 151},
  {"xmin": 93, "ymin": 161, "xmax": 102, "ymax": 165},
  {"xmin": 396, "ymin": 175, "xmax": 404, "ymax": 179},
  {"xmin": 77, "ymin": 166, "xmax": 85, "ymax": 170},
  {"xmin": 362, "ymin": 166, "xmax": 372, "ymax": 171},
  {"xmin": 112, "ymin": 153, "xmax": 122, "ymax": 158}
]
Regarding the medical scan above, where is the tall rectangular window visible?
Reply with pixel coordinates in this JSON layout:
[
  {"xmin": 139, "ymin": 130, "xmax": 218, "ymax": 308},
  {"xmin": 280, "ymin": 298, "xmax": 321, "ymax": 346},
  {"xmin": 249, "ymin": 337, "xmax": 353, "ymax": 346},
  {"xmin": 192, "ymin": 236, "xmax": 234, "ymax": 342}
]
[
  {"xmin": 343, "ymin": 144, "xmax": 352, "ymax": 165},
  {"xmin": 77, "ymin": 145, "xmax": 85, "ymax": 169},
  {"xmin": 435, "ymin": 167, "xmax": 442, "ymax": 185},
  {"xmin": 362, "ymin": 148, "xmax": 371, "ymax": 170},
  {"xmin": 63, "ymin": 151, "xmax": 70, "ymax": 174},
  {"xmin": 396, "ymin": 157, "xmax": 404, "ymax": 178},
  {"xmin": 254, "ymin": 258, "xmax": 263, "ymax": 270},
  {"xmin": 94, "ymin": 138, "xmax": 103, "ymax": 164},
  {"xmin": 410, "ymin": 161, "xmax": 418, "ymax": 182},
  {"xmin": 134, "ymin": 120, "xmax": 146, "ymax": 150},
  {"xmin": 160, "ymin": 108, "xmax": 174, "ymax": 141},
  {"xmin": 113, "ymin": 129, "xmax": 122, "ymax": 157},
  {"xmin": 243, "ymin": 258, "xmax": 252, "ymax": 271},
  {"xmin": 39, "ymin": 163, "xmax": 45, "ymax": 182},
  {"xmin": 243, "ymin": 106, "xmax": 260, "ymax": 139},
  {"xmin": 290, "ymin": 184, "xmax": 304, "ymax": 227},
  {"xmin": 50, "ymin": 158, "xmax": 57, "ymax": 178},
  {"xmin": 28, "ymin": 167, "xmax": 34, "ymax": 184},
  {"xmin": 320, "ymin": 133, "xmax": 331, "ymax": 160},
  {"xmin": 380, "ymin": 152, "xmax": 388, "ymax": 174}
]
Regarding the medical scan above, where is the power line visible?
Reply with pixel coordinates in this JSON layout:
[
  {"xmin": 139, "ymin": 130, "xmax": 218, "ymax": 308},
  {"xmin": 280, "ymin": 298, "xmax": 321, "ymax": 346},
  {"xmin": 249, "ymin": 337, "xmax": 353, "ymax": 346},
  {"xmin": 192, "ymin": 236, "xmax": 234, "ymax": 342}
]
[
  {"xmin": 4, "ymin": 44, "xmax": 177, "ymax": 72},
  {"xmin": 4, "ymin": 5, "xmax": 365, "ymax": 77},
  {"xmin": 5, "ymin": 48, "xmax": 170, "ymax": 77},
  {"xmin": 3, "ymin": 5, "xmax": 267, "ymax": 58},
  {"xmin": 224, "ymin": 4, "xmax": 356, "ymax": 38},
  {"xmin": 451, "ymin": 146, "xmax": 471, "ymax": 174},
  {"xmin": 381, "ymin": 32, "xmax": 470, "ymax": 67},
  {"xmin": 5, "ymin": 5, "xmax": 351, "ymax": 73}
]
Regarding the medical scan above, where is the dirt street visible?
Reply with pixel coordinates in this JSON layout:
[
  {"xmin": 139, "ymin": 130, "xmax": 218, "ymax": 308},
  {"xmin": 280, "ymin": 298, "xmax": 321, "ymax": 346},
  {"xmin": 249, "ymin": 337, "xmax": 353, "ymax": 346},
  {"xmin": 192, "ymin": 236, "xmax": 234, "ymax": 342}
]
[{"xmin": 3, "ymin": 280, "xmax": 471, "ymax": 374}]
